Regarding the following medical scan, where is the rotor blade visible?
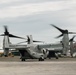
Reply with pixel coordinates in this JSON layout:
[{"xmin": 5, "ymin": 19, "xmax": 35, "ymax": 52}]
[
  {"xmin": 68, "ymin": 32, "xmax": 76, "ymax": 34},
  {"xmin": 4, "ymin": 26, "xmax": 8, "ymax": 33},
  {"xmin": 69, "ymin": 36, "xmax": 75, "ymax": 42},
  {"xmin": 0, "ymin": 34, "xmax": 5, "ymax": 36},
  {"xmin": 8, "ymin": 34, "xmax": 26, "ymax": 39},
  {"xmin": 0, "ymin": 33, "xmax": 25, "ymax": 39},
  {"xmin": 55, "ymin": 34, "xmax": 63, "ymax": 38},
  {"xmin": 51, "ymin": 24, "xmax": 65, "ymax": 33},
  {"xmin": 17, "ymin": 40, "xmax": 43, "ymax": 44},
  {"xmin": 27, "ymin": 36, "xmax": 30, "ymax": 42},
  {"xmin": 1, "ymin": 26, "xmax": 26, "ymax": 39},
  {"xmin": 4, "ymin": 25, "xmax": 9, "ymax": 35},
  {"xmin": 17, "ymin": 41, "xmax": 27, "ymax": 44}
]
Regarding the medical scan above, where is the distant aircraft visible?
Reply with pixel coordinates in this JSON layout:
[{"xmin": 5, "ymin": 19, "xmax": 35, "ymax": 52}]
[{"xmin": 51, "ymin": 24, "xmax": 76, "ymax": 56}]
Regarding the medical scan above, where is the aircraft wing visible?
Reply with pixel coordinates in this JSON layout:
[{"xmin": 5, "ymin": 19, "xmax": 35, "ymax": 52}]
[
  {"xmin": 9, "ymin": 44, "xmax": 30, "ymax": 49},
  {"xmin": 38, "ymin": 43, "xmax": 63, "ymax": 51},
  {"xmin": 46, "ymin": 47, "xmax": 63, "ymax": 51}
]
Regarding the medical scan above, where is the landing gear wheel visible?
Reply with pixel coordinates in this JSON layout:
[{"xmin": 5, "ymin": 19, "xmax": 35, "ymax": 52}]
[
  {"xmin": 55, "ymin": 53, "xmax": 59, "ymax": 59},
  {"xmin": 55, "ymin": 56, "xmax": 58, "ymax": 59},
  {"xmin": 21, "ymin": 59, "xmax": 25, "ymax": 61},
  {"xmin": 48, "ymin": 57, "xmax": 51, "ymax": 59},
  {"xmin": 39, "ymin": 57, "xmax": 44, "ymax": 61},
  {"xmin": 4, "ymin": 55, "xmax": 8, "ymax": 57}
]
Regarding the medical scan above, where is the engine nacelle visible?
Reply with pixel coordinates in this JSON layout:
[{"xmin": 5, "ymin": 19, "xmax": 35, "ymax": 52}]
[{"xmin": 4, "ymin": 48, "xmax": 9, "ymax": 57}]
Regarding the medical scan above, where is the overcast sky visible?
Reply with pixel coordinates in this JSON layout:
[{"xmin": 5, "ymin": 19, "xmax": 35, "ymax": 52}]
[{"xmin": 0, "ymin": 0, "xmax": 76, "ymax": 48}]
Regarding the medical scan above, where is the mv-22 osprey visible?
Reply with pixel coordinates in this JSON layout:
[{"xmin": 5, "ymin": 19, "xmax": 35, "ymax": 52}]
[
  {"xmin": 1, "ymin": 26, "xmax": 49, "ymax": 61},
  {"xmin": 1, "ymin": 25, "xmax": 63, "ymax": 61}
]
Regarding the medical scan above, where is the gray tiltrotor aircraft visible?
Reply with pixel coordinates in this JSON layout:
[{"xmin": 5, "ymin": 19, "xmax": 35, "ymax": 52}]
[
  {"xmin": 3, "ymin": 25, "xmax": 75, "ymax": 61},
  {"xmin": 1, "ymin": 25, "xmax": 63, "ymax": 61},
  {"xmin": 1, "ymin": 26, "xmax": 49, "ymax": 61},
  {"xmin": 51, "ymin": 24, "xmax": 76, "ymax": 55}
]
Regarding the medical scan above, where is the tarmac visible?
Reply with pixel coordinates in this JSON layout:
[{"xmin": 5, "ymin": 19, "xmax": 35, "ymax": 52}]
[{"xmin": 0, "ymin": 56, "xmax": 76, "ymax": 75}]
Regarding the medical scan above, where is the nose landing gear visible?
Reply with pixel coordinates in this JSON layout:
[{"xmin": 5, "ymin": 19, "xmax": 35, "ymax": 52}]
[{"xmin": 39, "ymin": 57, "xmax": 44, "ymax": 61}]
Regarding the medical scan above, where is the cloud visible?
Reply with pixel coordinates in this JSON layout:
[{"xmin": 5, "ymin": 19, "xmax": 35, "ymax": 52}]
[
  {"xmin": 0, "ymin": 0, "xmax": 76, "ymax": 46},
  {"xmin": 0, "ymin": 0, "xmax": 76, "ymax": 19}
]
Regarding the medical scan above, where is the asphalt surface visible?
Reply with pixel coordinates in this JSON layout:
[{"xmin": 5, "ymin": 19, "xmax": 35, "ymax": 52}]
[{"xmin": 0, "ymin": 56, "xmax": 76, "ymax": 75}]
